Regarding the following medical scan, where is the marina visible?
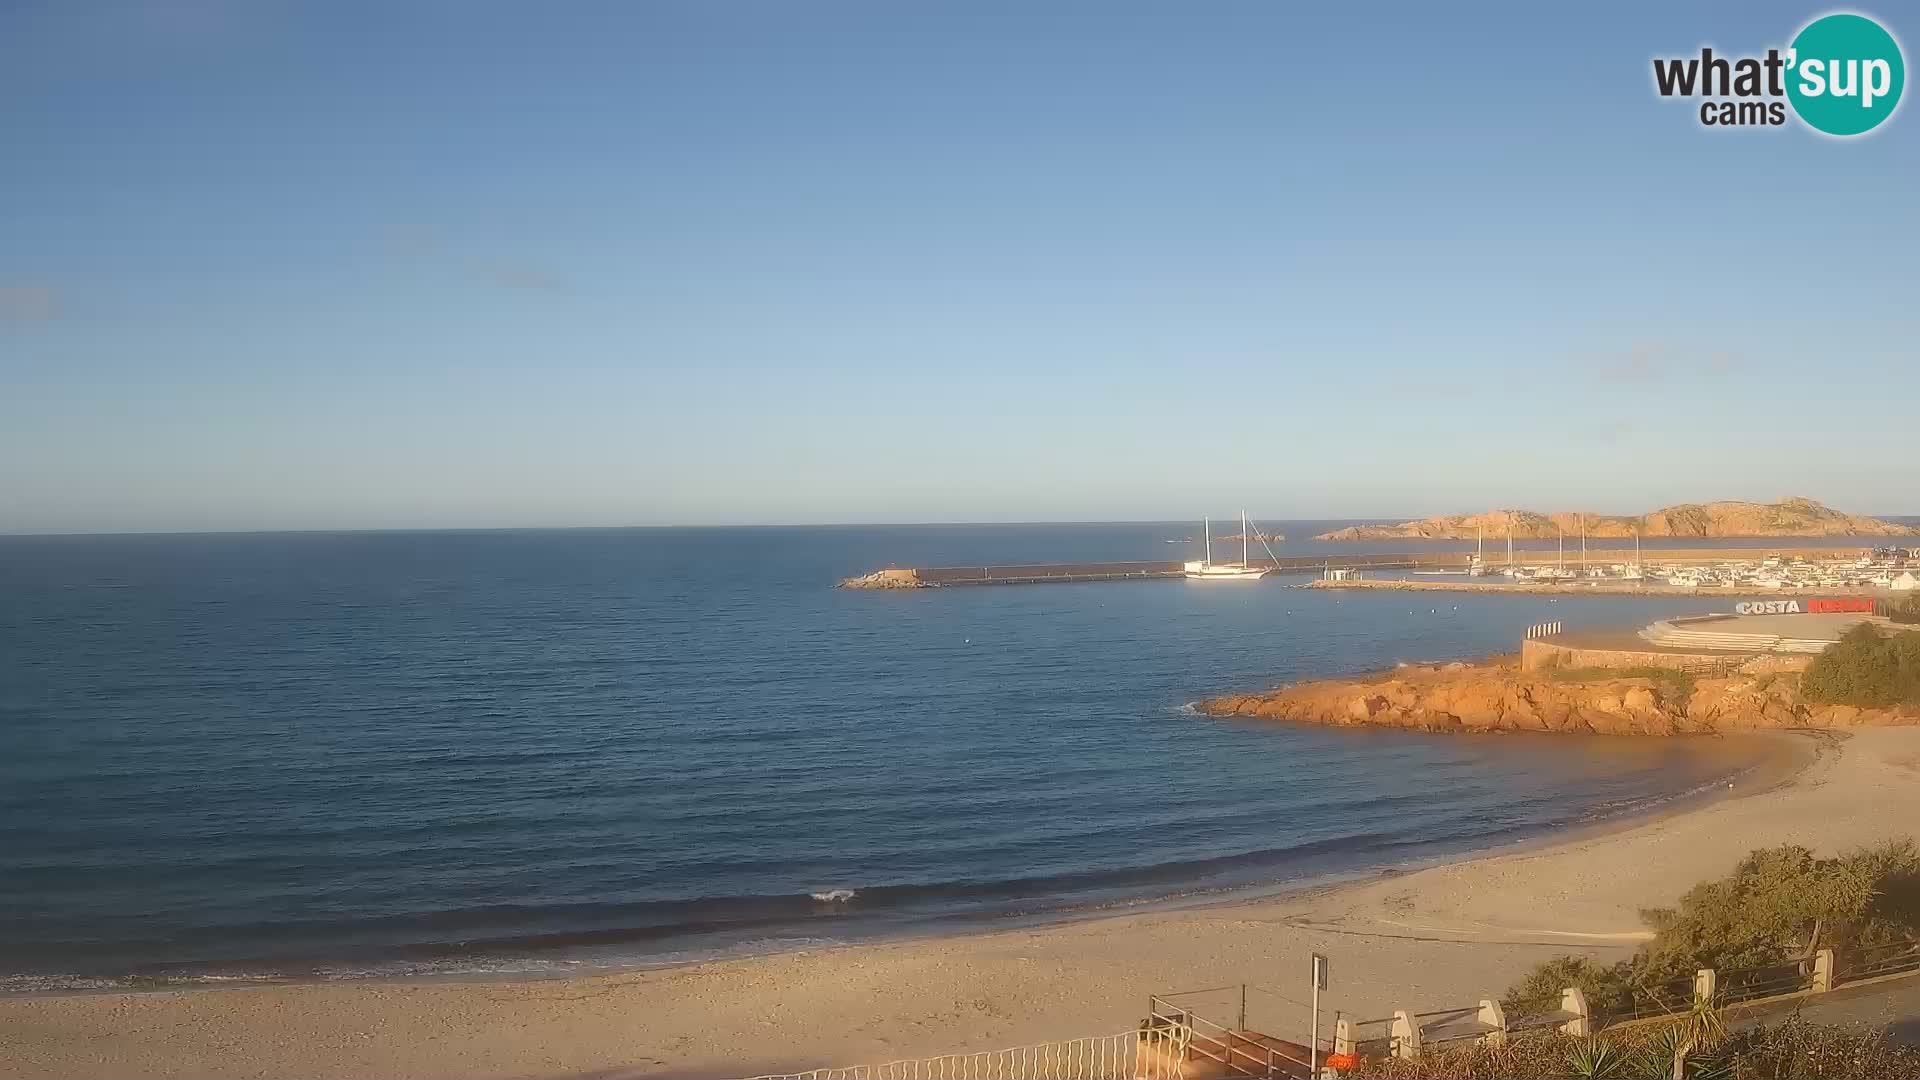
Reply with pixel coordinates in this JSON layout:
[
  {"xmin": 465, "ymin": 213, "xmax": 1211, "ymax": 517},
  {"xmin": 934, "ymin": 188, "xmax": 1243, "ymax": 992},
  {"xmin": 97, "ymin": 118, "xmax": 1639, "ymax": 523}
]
[{"xmin": 843, "ymin": 545, "xmax": 1920, "ymax": 592}]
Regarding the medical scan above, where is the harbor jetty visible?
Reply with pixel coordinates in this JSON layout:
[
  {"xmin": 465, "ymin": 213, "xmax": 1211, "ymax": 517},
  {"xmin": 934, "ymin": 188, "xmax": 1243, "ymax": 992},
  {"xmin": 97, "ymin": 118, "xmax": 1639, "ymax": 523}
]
[
  {"xmin": 837, "ymin": 541, "xmax": 1904, "ymax": 591},
  {"xmin": 844, "ymin": 544, "xmax": 1916, "ymax": 592},
  {"xmin": 841, "ymin": 553, "xmax": 1468, "ymax": 588}
]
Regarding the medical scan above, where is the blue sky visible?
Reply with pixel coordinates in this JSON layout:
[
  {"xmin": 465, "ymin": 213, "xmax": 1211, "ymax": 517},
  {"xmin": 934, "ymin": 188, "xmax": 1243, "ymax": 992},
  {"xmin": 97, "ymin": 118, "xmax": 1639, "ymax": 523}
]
[{"xmin": 2, "ymin": 1, "xmax": 1915, "ymax": 532}]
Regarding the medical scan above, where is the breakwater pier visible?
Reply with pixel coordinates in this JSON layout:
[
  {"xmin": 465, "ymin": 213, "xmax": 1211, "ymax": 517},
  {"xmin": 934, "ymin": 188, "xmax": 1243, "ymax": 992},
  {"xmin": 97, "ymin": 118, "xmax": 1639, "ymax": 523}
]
[
  {"xmin": 841, "ymin": 544, "xmax": 1916, "ymax": 591},
  {"xmin": 840, "ymin": 553, "xmax": 1470, "ymax": 589}
]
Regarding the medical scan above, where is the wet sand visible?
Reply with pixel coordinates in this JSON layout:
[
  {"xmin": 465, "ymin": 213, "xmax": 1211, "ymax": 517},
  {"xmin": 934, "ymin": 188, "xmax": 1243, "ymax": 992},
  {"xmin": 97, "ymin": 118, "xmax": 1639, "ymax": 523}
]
[{"xmin": 5, "ymin": 729, "xmax": 1917, "ymax": 1080}]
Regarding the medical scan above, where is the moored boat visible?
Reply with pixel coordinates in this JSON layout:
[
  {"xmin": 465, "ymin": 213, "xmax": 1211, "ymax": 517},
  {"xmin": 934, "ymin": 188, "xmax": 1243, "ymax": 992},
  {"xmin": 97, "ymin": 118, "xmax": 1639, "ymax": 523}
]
[{"xmin": 1185, "ymin": 511, "xmax": 1271, "ymax": 581}]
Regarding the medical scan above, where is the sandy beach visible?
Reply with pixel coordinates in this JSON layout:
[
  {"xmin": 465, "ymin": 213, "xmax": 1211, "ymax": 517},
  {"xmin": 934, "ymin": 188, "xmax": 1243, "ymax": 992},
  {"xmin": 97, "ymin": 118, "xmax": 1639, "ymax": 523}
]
[{"xmin": 5, "ymin": 728, "xmax": 1918, "ymax": 1080}]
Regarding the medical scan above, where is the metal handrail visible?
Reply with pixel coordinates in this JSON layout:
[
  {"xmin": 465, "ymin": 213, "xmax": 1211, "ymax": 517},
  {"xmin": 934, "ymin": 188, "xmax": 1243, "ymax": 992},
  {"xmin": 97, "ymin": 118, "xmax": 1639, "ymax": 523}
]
[
  {"xmin": 1717, "ymin": 959, "xmax": 1813, "ymax": 1005},
  {"xmin": 1412, "ymin": 1006, "xmax": 1476, "ymax": 1020},
  {"xmin": 1505, "ymin": 1007, "xmax": 1578, "ymax": 1032},
  {"xmin": 1840, "ymin": 939, "xmax": 1920, "ymax": 983},
  {"xmin": 1614, "ymin": 975, "xmax": 1700, "ymax": 1023},
  {"xmin": 1146, "ymin": 996, "xmax": 1313, "ymax": 1078}
]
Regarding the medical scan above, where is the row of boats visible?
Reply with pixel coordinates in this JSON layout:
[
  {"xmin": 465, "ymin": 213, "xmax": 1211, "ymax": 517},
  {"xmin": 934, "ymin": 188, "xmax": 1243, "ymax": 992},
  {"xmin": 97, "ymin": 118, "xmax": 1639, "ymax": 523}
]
[{"xmin": 1179, "ymin": 516, "xmax": 1919, "ymax": 590}]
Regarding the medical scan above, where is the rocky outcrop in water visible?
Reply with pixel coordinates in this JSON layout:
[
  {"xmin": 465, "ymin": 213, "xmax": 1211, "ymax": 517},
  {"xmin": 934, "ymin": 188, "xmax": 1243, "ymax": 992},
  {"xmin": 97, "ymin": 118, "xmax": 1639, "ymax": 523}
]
[
  {"xmin": 1315, "ymin": 498, "xmax": 1919, "ymax": 541},
  {"xmin": 839, "ymin": 568, "xmax": 923, "ymax": 590},
  {"xmin": 1198, "ymin": 659, "xmax": 1919, "ymax": 736}
]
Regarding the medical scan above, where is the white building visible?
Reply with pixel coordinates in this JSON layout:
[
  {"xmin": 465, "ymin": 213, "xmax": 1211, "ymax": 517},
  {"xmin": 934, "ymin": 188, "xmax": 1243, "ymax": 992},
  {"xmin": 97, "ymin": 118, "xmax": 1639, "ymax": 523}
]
[{"xmin": 1893, "ymin": 571, "xmax": 1919, "ymax": 591}]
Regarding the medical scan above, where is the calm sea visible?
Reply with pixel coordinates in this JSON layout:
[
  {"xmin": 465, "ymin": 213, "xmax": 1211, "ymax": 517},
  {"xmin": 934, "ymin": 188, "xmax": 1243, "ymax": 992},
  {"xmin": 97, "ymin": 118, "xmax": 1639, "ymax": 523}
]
[{"xmin": 0, "ymin": 522, "xmax": 1881, "ymax": 991}]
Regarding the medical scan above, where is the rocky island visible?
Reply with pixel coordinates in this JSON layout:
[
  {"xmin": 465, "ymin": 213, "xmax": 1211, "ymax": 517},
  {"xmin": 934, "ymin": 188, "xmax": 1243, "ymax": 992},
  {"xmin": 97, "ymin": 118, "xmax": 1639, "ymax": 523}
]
[
  {"xmin": 1315, "ymin": 497, "xmax": 1918, "ymax": 541},
  {"xmin": 1198, "ymin": 656, "xmax": 1919, "ymax": 736}
]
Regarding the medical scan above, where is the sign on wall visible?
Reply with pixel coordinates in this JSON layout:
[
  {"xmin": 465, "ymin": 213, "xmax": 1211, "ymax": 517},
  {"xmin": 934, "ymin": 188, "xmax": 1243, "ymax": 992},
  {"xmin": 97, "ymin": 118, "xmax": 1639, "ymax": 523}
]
[{"xmin": 1733, "ymin": 598, "xmax": 1876, "ymax": 615}]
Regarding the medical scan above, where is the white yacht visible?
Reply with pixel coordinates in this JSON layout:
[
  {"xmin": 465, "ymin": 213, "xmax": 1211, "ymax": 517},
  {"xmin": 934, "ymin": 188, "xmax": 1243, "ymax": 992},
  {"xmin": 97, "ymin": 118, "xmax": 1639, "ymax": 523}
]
[{"xmin": 1184, "ymin": 512, "xmax": 1270, "ymax": 581}]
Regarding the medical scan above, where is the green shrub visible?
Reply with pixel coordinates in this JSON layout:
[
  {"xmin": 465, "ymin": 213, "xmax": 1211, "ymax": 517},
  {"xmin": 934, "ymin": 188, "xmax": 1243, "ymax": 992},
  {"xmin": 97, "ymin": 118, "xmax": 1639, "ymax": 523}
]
[
  {"xmin": 1720, "ymin": 1015, "xmax": 1920, "ymax": 1079},
  {"xmin": 1502, "ymin": 955, "xmax": 1633, "ymax": 1020},
  {"xmin": 1504, "ymin": 841, "xmax": 1920, "ymax": 1024},
  {"xmin": 1637, "ymin": 840, "xmax": 1920, "ymax": 981},
  {"xmin": 1542, "ymin": 665, "xmax": 1697, "ymax": 702},
  {"xmin": 1888, "ymin": 593, "xmax": 1920, "ymax": 626},
  {"xmin": 1341, "ymin": 1018, "xmax": 1920, "ymax": 1079},
  {"xmin": 1800, "ymin": 624, "xmax": 1920, "ymax": 707}
]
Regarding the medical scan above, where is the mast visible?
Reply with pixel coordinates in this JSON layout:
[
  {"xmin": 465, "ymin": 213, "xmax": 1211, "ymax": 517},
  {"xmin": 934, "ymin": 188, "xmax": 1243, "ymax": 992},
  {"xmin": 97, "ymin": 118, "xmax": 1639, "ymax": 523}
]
[
  {"xmin": 1507, "ymin": 511, "xmax": 1514, "ymax": 569},
  {"xmin": 1204, "ymin": 517, "xmax": 1212, "ymax": 567},
  {"xmin": 1242, "ymin": 509, "xmax": 1249, "ymax": 567},
  {"xmin": 1581, "ymin": 515, "xmax": 1587, "ymax": 571},
  {"xmin": 1559, "ymin": 525, "xmax": 1565, "ymax": 571}
]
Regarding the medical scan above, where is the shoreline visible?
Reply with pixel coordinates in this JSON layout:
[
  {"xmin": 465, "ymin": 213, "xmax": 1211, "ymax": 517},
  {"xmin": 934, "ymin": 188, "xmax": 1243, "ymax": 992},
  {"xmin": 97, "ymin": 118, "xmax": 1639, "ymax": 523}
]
[
  {"xmin": 5, "ymin": 729, "xmax": 1883, "ymax": 1080},
  {"xmin": 0, "ymin": 727, "xmax": 1794, "ymax": 1002}
]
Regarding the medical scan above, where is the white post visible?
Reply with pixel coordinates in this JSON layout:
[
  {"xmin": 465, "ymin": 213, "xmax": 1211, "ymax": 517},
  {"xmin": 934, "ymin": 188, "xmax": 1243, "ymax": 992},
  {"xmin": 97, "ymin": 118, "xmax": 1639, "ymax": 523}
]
[
  {"xmin": 1334, "ymin": 1017, "xmax": 1355, "ymax": 1058},
  {"xmin": 1478, "ymin": 999, "xmax": 1507, "ymax": 1048},
  {"xmin": 1559, "ymin": 987, "xmax": 1592, "ymax": 1038},
  {"xmin": 1694, "ymin": 967, "xmax": 1717, "ymax": 1004},
  {"xmin": 1311, "ymin": 954, "xmax": 1328, "ymax": 1074},
  {"xmin": 1813, "ymin": 949, "xmax": 1835, "ymax": 993},
  {"xmin": 1391, "ymin": 1010, "xmax": 1422, "ymax": 1059}
]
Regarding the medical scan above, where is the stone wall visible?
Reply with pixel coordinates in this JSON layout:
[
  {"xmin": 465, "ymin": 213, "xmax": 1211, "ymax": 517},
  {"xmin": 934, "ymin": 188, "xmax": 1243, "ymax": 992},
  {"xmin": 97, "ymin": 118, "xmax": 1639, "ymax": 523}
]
[{"xmin": 1519, "ymin": 638, "xmax": 1754, "ymax": 675}]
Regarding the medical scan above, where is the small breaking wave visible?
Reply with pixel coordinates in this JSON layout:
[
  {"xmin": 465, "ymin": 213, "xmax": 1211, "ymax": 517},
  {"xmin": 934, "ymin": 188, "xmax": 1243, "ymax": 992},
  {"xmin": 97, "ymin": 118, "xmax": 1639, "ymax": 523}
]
[{"xmin": 809, "ymin": 889, "xmax": 858, "ymax": 903}]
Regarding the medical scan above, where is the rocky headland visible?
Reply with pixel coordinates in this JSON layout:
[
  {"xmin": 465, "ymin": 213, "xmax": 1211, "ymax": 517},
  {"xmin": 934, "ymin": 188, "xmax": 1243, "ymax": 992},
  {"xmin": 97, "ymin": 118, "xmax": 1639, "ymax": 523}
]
[
  {"xmin": 1315, "ymin": 497, "xmax": 1918, "ymax": 541},
  {"xmin": 1198, "ymin": 657, "xmax": 1919, "ymax": 736}
]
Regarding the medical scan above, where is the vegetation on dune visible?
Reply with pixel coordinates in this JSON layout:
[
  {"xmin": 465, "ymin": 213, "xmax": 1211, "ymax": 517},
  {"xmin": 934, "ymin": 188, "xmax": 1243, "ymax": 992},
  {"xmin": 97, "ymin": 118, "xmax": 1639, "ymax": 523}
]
[
  {"xmin": 1887, "ymin": 593, "xmax": 1920, "ymax": 626},
  {"xmin": 1502, "ymin": 841, "xmax": 1920, "ymax": 1021},
  {"xmin": 1342, "ymin": 1017, "xmax": 1920, "ymax": 1079},
  {"xmin": 1800, "ymin": 624, "xmax": 1920, "ymax": 708},
  {"xmin": 1542, "ymin": 664, "xmax": 1697, "ymax": 702},
  {"xmin": 1501, "ymin": 955, "xmax": 1636, "ymax": 1023}
]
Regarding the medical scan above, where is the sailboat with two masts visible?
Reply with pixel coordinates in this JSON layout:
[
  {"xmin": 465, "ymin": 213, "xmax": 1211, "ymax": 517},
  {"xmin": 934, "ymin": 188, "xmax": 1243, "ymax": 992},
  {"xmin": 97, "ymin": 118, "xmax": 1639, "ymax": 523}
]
[{"xmin": 1184, "ymin": 511, "xmax": 1271, "ymax": 581}]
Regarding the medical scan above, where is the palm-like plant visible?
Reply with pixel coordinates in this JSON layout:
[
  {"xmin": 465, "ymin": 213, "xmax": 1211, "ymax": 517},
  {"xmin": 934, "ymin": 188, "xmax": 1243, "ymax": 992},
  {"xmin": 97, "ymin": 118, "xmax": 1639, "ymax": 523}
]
[
  {"xmin": 1565, "ymin": 1036, "xmax": 1631, "ymax": 1079},
  {"xmin": 1636, "ymin": 1023, "xmax": 1729, "ymax": 1080},
  {"xmin": 1627, "ymin": 998, "xmax": 1730, "ymax": 1080}
]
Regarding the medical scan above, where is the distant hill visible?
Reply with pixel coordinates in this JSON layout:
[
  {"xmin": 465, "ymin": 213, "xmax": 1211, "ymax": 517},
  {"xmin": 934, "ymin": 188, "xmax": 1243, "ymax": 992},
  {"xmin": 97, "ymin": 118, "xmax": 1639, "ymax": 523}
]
[{"xmin": 1315, "ymin": 498, "xmax": 1920, "ymax": 541}]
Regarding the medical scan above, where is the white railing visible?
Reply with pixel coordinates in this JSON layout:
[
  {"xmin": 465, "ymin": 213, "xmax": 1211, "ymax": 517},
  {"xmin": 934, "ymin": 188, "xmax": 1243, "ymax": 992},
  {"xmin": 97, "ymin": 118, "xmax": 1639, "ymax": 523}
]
[{"xmin": 1146, "ymin": 994, "xmax": 1314, "ymax": 1079}]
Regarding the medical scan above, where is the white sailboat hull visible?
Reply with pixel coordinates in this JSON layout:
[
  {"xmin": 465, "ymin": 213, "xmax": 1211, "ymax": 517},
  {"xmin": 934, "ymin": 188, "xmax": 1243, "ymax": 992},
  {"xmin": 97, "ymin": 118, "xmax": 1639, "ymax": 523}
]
[
  {"xmin": 1183, "ymin": 561, "xmax": 1269, "ymax": 580},
  {"xmin": 1185, "ymin": 511, "xmax": 1271, "ymax": 579}
]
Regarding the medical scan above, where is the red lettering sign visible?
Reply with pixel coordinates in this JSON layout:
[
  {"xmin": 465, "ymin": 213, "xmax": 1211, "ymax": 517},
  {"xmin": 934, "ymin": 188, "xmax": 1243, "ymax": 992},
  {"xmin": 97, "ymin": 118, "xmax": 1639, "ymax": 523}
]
[{"xmin": 1808, "ymin": 598, "xmax": 1875, "ymax": 614}]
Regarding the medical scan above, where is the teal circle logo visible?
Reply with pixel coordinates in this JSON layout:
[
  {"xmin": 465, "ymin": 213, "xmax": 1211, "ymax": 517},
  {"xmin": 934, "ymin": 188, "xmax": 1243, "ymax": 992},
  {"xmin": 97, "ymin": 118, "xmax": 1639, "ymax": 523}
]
[{"xmin": 1786, "ymin": 13, "xmax": 1905, "ymax": 136}]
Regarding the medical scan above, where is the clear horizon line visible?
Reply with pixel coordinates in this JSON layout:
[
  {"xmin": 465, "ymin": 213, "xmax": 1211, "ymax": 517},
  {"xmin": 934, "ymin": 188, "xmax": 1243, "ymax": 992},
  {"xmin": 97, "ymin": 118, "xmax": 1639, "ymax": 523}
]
[{"xmin": 3, "ymin": 512, "xmax": 1917, "ymax": 541}]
